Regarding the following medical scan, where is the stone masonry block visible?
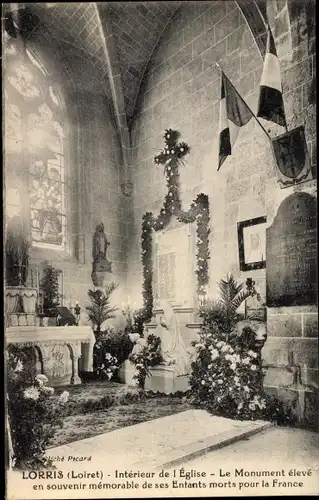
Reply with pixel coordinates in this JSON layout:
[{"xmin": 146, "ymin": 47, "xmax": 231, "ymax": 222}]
[
  {"xmin": 215, "ymin": 7, "xmax": 241, "ymax": 43},
  {"xmin": 204, "ymin": 2, "xmax": 227, "ymax": 30},
  {"xmin": 292, "ymin": 339, "xmax": 318, "ymax": 369},
  {"xmin": 267, "ymin": 312, "xmax": 302, "ymax": 337},
  {"xmin": 303, "ymin": 313, "xmax": 318, "ymax": 337},
  {"xmin": 183, "ymin": 12, "xmax": 206, "ymax": 47},
  {"xmin": 192, "ymin": 26, "xmax": 216, "ymax": 58},
  {"xmin": 262, "ymin": 338, "xmax": 291, "ymax": 366},
  {"xmin": 226, "ymin": 25, "xmax": 246, "ymax": 55},
  {"xmin": 264, "ymin": 366, "xmax": 298, "ymax": 388},
  {"xmin": 181, "ymin": 56, "xmax": 203, "ymax": 84},
  {"xmin": 202, "ymin": 39, "xmax": 227, "ymax": 71},
  {"xmin": 304, "ymin": 389, "xmax": 319, "ymax": 430},
  {"xmin": 300, "ymin": 368, "xmax": 319, "ymax": 389},
  {"xmin": 282, "ymin": 57, "xmax": 312, "ymax": 94}
]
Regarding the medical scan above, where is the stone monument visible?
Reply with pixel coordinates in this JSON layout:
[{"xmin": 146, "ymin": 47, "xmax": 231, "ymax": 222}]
[
  {"xmin": 266, "ymin": 192, "xmax": 317, "ymax": 307},
  {"xmin": 264, "ymin": 192, "xmax": 318, "ymax": 429},
  {"xmin": 91, "ymin": 222, "xmax": 112, "ymax": 287}
]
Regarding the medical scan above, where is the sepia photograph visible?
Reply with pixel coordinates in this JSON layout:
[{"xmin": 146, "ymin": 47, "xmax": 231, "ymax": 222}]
[{"xmin": 3, "ymin": 1, "xmax": 318, "ymax": 499}]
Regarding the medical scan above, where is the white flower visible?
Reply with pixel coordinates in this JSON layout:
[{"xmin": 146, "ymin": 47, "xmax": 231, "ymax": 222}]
[
  {"xmin": 166, "ymin": 134, "xmax": 170, "ymax": 139},
  {"xmin": 210, "ymin": 349, "xmax": 219, "ymax": 361},
  {"xmin": 249, "ymin": 403, "xmax": 256, "ymax": 411},
  {"xmin": 212, "ymin": 382, "xmax": 216, "ymax": 387},
  {"xmin": 24, "ymin": 387, "xmax": 40, "ymax": 401},
  {"xmin": 230, "ymin": 363, "xmax": 237, "ymax": 370},
  {"xmin": 14, "ymin": 360, "xmax": 23, "ymax": 373},
  {"xmin": 201, "ymin": 380, "xmax": 206, "ymax": 385},
  {"xmin": 180, "ymin": 147, "xmax": 184, "ymax": 152},
  {"xmin": 217, "ymin": 397, "xmax": 221, "ymax": 402},
  {"xmin": 170, "ymin": 150, "xmax": 175, "ymax": 154},
  {"xmin": 248, "ymin": 350, "xmax": 258, "ymax": 358},
  {"xmin": 59, "ymin": 391, "xmax": 69, "ymax": 404},
  {"xmin": 208, "ymin": 364, "xmax": 212, "ymax": 369},
  {"xmin": 242, "ymin": 357, "xmax": 250, "ymax": 365},
  {"xmin": 41, "ymin": 386, "xmax": 54, "ymax": 395},
  {"xmin": 221, "ymin": 345, "xmax": 230, "ymax": 353},
  {"xmin": 244, "ymin": 386, "xmax": 250, "ymax": 392},
  {"xmin": 234, "ymin": 376, "xmax": 239, "ymax": 383},
  {"xmin": 238, "ymin": 403, "xmax": 243, "ymax": 410},
  {"xmin": 35, "ymin": 374, "xmax": 49, "ymax": 386},
  {"xmin": 105, "ymin": 353, "xmax": 112, "ymax": 359},
  {"xmin": 217, "ymin": 379, "xmax": 223, "ymax": 384},
  {"xmin": 251, "ymin": 364, "xmax": 257, "ymax": 371}
]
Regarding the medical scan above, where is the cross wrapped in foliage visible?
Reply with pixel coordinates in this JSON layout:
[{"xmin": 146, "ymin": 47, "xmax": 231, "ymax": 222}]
[{"xmin": 154, "ymin": 128, "xmax": 190, "ymax": 174}]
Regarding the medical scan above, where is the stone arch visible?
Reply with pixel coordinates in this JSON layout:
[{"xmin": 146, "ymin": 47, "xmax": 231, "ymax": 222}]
[{"xmin": 236, "ymin": 0, "xmax": 268, "ymax": 56}]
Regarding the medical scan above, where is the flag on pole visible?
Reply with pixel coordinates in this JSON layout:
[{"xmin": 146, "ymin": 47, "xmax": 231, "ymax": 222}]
[
  {"xmin": 257, "ymin": 24, "xmax": 287, "ymax": 127},
  {"xmin": 4, "ymin": 4, "xmax": 22, "ymax": 38},
  {"xmin": 218, "ymin": 72, "xmax": 254, "ymax": 170}
]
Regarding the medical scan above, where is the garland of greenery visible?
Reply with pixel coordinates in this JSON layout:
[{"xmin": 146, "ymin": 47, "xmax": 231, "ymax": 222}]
[{"xmin": 140, "ymin": 129, "xmax": 210, "ymax": 321}]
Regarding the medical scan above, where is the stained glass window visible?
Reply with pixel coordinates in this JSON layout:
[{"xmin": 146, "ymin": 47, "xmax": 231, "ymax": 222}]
[{"xmin": 4, "ymin": 39, "xmax": 66, "ymax": 248}]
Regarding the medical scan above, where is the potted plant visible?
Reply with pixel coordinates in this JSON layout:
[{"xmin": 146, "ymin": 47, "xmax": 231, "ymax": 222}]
[
  {"xmin": 199, "ymin": 274, "xmax": 257, "ymax": 340},
  {"xmin": 5, "ymin": 216, "xmax": 36, "ymax": 315},
  {"xmin": 86, "ymin": 282, "xmax": 118, "ymax": 339},
  {"xmin": 39, "ymin": 264, "xmax": 60, "ymax": 325}
]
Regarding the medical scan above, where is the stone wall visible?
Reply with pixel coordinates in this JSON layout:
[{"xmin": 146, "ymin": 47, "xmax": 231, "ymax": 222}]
[{"xmin": 128, "ymin": 0, "xmax": 317, "ymax": 427}]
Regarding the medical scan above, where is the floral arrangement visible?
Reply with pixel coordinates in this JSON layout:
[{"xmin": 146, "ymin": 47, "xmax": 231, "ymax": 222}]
[
  {"xmin": 189, "ymin": 275, "xmax": 296, "ymax": 424},
  {"xmin": 7, "ymin": 346, "xmax": 69, "ymax": 469},
  {"xmin": 189, "ymin": 327, "xmax": 266, "ymax": 420},
  {"xmin": 94, "ymin": 351, "xmax": 118, "ymax": 380},
  {"xmin": 129, "ymin": 334, "xmax": 162, "ymax": 389},
  {"xmin": 140, "ymin": 129, "xmax": 210, "ymax": 321},
  {"xmin": 93, "ymin": 327, "xmax": 134, "ymax": 378}
]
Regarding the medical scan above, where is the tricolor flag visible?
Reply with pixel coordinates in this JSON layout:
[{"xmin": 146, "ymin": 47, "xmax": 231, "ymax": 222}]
[
  {"xmin": 4, "ymin": 4, "xmax": 21, "ymax": 38},
  {"xmin": 218, "ymin": 72, "xmax": 254, "ymax": 170},
  {"xmin": 257, "ymin": 24, "xmax": 287, "ymax": 127}
]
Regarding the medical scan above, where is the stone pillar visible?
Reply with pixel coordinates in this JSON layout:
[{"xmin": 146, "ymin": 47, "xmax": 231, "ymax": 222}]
[{"xmin": 70, "ymin": 342, "xmax": 82, "ymax": 385}]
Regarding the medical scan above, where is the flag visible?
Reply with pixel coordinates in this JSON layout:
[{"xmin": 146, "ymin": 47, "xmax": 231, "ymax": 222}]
[
  {"xmin": 4, "ymin": 4, "xmax": 21, "ymax": 38},
  {"xmin": 257, "ymin": 24, "xmax": 287, "ymax": 127},
  {"xmin": 218, "ymin": 72, "xmax": 254, "ymax": 170}
]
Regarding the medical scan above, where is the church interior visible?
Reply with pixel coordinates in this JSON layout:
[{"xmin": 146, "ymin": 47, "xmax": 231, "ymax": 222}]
[{"xmin": 4, "ymin": 0, "xmax": 317, "ymax": 441}]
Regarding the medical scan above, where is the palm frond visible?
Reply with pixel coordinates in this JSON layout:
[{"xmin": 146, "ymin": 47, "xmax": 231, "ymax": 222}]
[
  {"xmin": 218, "ymin": 274, "xmax": 244, "ymax": 308},
  {"xmin": 230, "ymin": 289, "xmax": 252, "ymax": 311}
]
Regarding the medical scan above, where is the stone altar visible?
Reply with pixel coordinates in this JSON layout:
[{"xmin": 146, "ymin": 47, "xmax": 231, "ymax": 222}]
[{"xmin": 6, "ymin": 326, "xmax": 95, "ymax": 386}]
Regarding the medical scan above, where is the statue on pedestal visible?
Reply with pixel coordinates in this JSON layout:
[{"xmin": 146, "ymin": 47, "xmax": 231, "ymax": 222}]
[
  {"xmin": 155, "ymin": 300, "xmax": 191, "ymax": 376},
  {"xmin": 93, "ymin": 223, "xmax": 109, "ymax": 263},
  {"xmin": 91, "ymin": 223, "xmax": 112, "ymax": 286}
]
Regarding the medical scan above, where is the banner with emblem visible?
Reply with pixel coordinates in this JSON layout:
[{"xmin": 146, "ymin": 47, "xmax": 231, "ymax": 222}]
[{"xmin": 271, "ymin": 125, "xmax": 313, "ymax": 188}]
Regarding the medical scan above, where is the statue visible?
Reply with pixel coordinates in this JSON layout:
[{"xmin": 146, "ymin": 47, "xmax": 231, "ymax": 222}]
[
  {"xmin": 92, "ymin": 223, "xmax": 109, "ymax": 263},
  {"xmin": 155, "ymin": 300, "xmax": 191, "ymax": 376}
]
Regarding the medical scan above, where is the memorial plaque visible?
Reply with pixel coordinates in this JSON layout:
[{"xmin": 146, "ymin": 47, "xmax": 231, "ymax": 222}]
[
  {"xmin": 266, "ymin": 193, "xmax": 317, "ymax": 307},
  {"xmin": 153, "ymin": 223, "xmax": 196, "ymax": 306}
]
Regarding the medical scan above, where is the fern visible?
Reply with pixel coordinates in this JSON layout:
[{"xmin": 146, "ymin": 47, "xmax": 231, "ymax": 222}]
[{"xmin": 86, "ymin": 283, "xmax": 118, "ymax": 333}]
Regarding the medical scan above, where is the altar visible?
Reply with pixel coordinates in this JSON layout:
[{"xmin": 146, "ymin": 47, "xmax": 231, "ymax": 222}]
[{"xmin": 6, "ymin": 326, "xmax": 95, "ymax": 386}]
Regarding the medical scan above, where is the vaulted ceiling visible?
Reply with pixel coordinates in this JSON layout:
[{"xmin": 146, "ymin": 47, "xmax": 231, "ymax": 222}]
[{"xmin": 4, "ymin": 1, "xmax": 267, "ymax": 163}]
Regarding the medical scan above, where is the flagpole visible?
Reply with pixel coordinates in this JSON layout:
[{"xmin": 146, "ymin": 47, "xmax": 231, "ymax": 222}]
[{"xmin": 216, "ymin": 62, "xmax": 273, "ymax": 142}]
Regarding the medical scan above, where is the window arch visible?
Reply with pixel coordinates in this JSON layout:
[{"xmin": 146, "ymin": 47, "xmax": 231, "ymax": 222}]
[{"xmin": 4, "ymin": 39, "xmax": 67, "ymax": 249}]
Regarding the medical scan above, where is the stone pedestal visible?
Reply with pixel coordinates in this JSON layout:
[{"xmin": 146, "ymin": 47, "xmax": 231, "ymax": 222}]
[
  {"xmin": 144, "ymin": 365, "xmax": 190, "ymax": 394},
  {"xmin": 91, "ymin": 259, "xmax": 112, "ymax": 287}
]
